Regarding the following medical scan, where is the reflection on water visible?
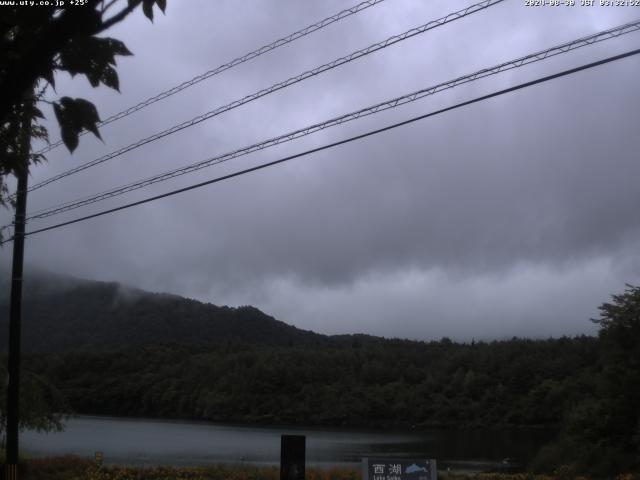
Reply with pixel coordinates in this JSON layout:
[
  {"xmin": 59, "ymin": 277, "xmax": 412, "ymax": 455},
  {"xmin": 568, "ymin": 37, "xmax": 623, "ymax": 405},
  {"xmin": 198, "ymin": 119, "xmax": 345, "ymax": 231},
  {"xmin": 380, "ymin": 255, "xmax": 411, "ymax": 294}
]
[{"xmin": 22, "ymin": 416, "xmax": 555, "ymax": 470}]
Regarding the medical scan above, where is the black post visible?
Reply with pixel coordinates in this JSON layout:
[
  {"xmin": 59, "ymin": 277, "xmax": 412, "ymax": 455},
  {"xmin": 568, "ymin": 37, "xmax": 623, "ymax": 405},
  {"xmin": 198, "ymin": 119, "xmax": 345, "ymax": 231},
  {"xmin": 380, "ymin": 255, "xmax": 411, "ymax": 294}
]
[
  {"xmin": 5, "ymin": 121, "xmax": 30, "ymax": 479},
  {"xmin": 280, "ymin": 435, "xmax": 305, "ymax": 480}
]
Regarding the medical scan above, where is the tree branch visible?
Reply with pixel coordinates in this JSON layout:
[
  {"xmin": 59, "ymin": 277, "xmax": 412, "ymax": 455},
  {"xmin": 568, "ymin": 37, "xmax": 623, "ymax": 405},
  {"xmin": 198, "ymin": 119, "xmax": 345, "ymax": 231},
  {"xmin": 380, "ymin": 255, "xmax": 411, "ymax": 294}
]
[
  {"xmin": 101, "ymin": 0, "xmax": 121, "ymax": 15},
  {"xmin": 101, "ymin": 0, "xmax": 142, "ymax": 31}
]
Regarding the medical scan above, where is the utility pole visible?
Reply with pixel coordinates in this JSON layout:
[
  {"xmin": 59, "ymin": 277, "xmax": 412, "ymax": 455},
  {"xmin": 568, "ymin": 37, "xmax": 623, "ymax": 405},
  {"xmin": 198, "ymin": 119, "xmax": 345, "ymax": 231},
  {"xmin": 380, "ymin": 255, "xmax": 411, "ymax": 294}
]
[{"xmin": 5, "ymin": 108, "xmax": 30, "ymax": 480}]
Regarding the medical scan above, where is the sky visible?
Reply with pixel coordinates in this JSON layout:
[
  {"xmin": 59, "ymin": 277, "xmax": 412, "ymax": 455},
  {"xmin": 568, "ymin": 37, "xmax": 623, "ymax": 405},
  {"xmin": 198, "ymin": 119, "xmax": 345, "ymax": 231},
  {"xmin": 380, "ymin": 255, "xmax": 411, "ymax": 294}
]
[{"xmin": 2, "ymin": 0, "xmax": 640, "ymax": 341}]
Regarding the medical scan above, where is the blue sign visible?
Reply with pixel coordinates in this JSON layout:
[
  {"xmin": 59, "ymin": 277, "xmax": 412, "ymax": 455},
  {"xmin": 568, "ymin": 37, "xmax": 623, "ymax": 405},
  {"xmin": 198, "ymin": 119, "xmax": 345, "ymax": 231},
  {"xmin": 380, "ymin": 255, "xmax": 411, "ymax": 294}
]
[{"xmin": 363, "ymin": 458, "xmax": 437, "ymax": 480}]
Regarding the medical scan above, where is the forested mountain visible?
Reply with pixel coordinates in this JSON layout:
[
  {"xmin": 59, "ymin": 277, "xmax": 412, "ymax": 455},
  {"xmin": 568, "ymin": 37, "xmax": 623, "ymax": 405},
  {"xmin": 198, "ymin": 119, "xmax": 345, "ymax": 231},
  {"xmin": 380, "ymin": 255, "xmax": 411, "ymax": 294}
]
[
  {"xmin": 0, "ymin": 270, "xmax": 326, "ymax": 352},
  {"xmin": 2, "ymin": 271, "xmax": 638, "ymax": 474},
  {"xmin": 1, "ymin": 270, "xmax": 601, "ymax": 430}
]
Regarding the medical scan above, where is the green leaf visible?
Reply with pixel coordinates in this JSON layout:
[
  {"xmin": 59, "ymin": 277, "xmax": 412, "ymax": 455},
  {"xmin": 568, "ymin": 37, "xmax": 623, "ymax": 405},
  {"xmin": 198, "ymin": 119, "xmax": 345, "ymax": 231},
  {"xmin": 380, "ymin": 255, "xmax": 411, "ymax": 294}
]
[
  {"xmin": 85, "ymin": 70, "xmax": 101, "ymax": 88},
  {"xmin": 42, "ymin": 69, "xmax": 55, "ymax": 89},
  {"xmin": 33, "ymin": 107, "xmax": 43, "ymax": 119},
  {"xmin": 101, "ymin": 65, "xmax": 120, "ymax": 92},
  {"xmin": 155, "ymin": 0, "xmax": 167, "ymax": 13},
  {"xmin": 52, "ymin": 101, "xmax": 64, "ymax": 127},
  {"xmin": 53, "ymin": 97, "xmax": 102, "ymax": 152},
  {"xmin": 58, "ymin": 36, "xmax": 132, "ymax": 91},
  {"xmin": 108, "ymin": 38, "xmax": 133, "ymax": 57},
  {"xmin": 60, "ymin": 121, "xmax": 79, "ymax": 152},
  {"xmin": 67, "ymin": 98, "xmax": 102, "ymax": 140},
  {"xmin": 142, "ymin": 0, "xmax": 154, "ymax": 21},
  {"xmin": 55, "ymin": 98, "xmax": 80, "ymax": 152},
  {"xmin": 30, "ymin": 152, "xmax": 46, "ymax": 165}
]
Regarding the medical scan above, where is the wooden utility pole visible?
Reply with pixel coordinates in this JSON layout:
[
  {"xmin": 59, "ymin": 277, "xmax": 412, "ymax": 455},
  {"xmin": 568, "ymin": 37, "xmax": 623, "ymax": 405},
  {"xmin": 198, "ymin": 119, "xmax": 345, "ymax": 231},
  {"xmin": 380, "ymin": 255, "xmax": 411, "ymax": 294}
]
[{"xmin": 5, "ymin": 109, "xmax": 30, "ymax": 480}]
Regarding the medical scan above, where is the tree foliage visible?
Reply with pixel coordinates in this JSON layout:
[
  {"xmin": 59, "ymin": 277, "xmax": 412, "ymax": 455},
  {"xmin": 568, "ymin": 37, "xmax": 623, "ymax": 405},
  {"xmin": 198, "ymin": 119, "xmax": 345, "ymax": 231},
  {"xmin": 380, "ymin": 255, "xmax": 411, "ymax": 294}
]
[
  {"xmin": 0, "ymin": 361, "xmax": 70, "ymax": 435},
  {"xmin": 585, "ymin": 285, "xmax": 640, "ymax": 472},
  {"xmin": 531, "ymin": 285, "xmax": 640, "ymax": 476},
  {"xmin": 0, "ymin": 0, "xmax": 167, "ymax": 435},
  {"xmin": 0, "ymin": 0, "xmax": 167, "ymax": 211}
]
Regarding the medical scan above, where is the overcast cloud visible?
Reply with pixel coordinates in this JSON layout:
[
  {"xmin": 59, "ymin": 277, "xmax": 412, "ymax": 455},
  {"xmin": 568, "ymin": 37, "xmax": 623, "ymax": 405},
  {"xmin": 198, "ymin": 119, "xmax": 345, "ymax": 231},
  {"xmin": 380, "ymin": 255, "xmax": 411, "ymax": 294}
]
[{"xmin": 2, "ymin": 0, "xmax": 640, "ymax": 340}]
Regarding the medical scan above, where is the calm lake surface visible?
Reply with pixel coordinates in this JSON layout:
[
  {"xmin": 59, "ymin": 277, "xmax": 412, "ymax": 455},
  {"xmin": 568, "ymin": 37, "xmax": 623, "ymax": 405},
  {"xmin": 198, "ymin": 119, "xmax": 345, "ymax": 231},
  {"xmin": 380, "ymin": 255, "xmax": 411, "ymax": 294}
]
[{"xmin": 22, "ymin": 416, "xmax": 554, "ymax": 470}]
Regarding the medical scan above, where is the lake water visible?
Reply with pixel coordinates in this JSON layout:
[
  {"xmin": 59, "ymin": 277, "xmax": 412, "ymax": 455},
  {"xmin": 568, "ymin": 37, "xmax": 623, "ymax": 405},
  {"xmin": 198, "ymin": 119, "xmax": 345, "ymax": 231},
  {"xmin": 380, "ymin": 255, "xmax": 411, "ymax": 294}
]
[{"xmin": 22, "ymin": 416, "xmax": 554, "ymax": 471}]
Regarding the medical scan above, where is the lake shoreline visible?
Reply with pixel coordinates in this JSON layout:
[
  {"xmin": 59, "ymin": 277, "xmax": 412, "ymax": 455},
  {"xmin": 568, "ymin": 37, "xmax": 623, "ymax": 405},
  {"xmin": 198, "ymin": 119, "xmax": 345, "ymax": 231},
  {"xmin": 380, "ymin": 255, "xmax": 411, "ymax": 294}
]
[
  {"xmin": 20, "ymin": 415, "xmax": 554, "ymax": 470},
  {"xmin": 64, "ymin": 413, "xmax": 560, "ymax": 435}
]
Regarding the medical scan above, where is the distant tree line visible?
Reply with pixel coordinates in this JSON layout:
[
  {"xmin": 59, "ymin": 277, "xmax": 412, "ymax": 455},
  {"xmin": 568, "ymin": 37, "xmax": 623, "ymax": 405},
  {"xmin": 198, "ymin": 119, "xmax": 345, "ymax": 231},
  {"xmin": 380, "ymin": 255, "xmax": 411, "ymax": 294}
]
[{"xmin": 22, "ymin": 336, "xmax": 599, "ymax": 430}]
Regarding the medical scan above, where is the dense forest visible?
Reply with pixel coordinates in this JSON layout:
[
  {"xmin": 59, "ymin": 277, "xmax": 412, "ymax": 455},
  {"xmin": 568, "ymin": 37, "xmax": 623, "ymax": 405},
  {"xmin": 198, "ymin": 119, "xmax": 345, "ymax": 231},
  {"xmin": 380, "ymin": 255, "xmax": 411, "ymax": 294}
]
[
  {"xmin": 0, "ymin": 272, "xmax": 638, "ymax": 474},
  {"xmin": 23, "ymin": 337, "xmax": 598, "ymax": 429}
]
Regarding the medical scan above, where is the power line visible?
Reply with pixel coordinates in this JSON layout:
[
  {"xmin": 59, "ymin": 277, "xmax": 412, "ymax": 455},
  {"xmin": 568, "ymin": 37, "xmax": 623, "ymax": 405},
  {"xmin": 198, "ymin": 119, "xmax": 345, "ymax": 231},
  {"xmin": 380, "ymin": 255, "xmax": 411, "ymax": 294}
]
[
  {"xmin": 35, "ymin": 0, "xmax": 389, "ymax": 156},
  {"xmin": 23, "ymin": 19, "xmax": 640, "ymax": 222},
  {"xmin": 26, "ymin": 0, "xmax": 504, "ymax": 194},
  {"xmin": 3, "ymin": 47, "xmax": 637, "ymax": 245}
]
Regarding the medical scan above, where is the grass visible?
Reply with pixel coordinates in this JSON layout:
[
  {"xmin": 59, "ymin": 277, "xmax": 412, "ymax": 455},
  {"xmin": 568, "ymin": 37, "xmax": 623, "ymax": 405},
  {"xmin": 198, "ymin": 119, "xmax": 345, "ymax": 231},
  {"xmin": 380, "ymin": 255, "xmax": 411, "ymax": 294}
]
[
  {"xmin": 3, "ymin": 456, "xmax": 638, "ymax": 480},
  {"xmin": 13, "ymin": 457, "xmax": 358, "ymax": 480}
]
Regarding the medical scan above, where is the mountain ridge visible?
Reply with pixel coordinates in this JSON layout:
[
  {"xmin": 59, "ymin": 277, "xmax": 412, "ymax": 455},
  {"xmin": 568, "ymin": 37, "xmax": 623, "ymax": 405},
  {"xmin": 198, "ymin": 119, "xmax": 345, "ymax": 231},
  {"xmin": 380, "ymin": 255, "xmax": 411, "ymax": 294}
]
[{"xmin": 0, "ymin": 269, "xmax": 330, "ymax": 352}]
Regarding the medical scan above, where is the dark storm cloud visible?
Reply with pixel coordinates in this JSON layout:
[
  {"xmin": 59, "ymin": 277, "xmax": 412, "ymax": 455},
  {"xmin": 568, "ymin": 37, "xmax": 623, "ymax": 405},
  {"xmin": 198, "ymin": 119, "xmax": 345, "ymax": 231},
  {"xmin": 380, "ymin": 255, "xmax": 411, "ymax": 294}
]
[{"xmin": 2, "ymin": 0, "xmax": 640, "ymax": 339}]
